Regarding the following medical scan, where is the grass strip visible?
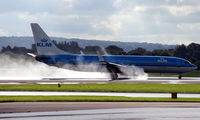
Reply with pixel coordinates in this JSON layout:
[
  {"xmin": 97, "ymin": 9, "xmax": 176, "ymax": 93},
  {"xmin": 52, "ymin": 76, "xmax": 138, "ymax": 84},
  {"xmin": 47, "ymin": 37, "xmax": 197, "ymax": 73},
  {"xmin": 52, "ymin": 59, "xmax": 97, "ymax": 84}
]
[
  {"xmin": 1, "ymin": 83, "xmax": 200, "ymax": 93},
  {"xmin": 1, "ymin": 96, "xmax": 200, "ymax": 102}
]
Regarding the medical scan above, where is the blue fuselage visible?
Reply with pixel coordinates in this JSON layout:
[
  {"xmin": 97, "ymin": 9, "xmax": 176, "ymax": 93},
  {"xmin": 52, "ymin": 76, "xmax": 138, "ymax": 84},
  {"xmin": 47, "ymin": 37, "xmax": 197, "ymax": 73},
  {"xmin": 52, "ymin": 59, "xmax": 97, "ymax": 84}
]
[{"xmin": 36, "ymin": 54, "xmax": 197, "ymax": 74}]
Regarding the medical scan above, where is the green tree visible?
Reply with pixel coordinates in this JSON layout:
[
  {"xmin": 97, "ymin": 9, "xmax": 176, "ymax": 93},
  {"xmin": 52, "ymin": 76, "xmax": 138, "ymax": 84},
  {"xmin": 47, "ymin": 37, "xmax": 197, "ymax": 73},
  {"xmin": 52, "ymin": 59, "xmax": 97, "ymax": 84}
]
[
  {"xmin": 55, "ymin": 41, "xmax": 83, "ymax": 54},
  {"xmin": 105, "ymin": 45, "xmax": 126, "ymax": 55},
  {"xmin": 1, "ymin": 46, "xmax": 12, "ymax": 53},
  {"xmin": 173, "ymin": 44, "xmax": 188, "ymax": 58},
  {"xmin": 84, "ymin": 46, "xmax": 101, "ymax": 54},
  {"xmin": 128, "ymin": 47, "xmax": 146, "ymax": 55},
  {"xmin": 151, "ymin": 49, "xmax": 172, "ymax": 56}
]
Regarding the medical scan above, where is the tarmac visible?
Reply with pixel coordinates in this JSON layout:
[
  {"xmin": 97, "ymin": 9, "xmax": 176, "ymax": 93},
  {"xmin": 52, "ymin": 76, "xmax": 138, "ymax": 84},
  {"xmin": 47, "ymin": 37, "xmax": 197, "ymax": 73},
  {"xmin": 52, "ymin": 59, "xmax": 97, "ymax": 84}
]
[
  {"xmin": 1, "ymin": 102, "xmax": 200, "ymax": 120},
  {"xmin": 1, "ymin": 77, "xmax": 200, "ymax": 119}
]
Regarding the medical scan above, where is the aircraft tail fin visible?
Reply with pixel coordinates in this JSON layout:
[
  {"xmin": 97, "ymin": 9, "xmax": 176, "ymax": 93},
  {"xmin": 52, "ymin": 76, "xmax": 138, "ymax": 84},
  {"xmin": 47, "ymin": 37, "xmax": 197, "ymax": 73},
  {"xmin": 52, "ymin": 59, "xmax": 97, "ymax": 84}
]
[{"xmin": 31, "ymin": 23, "xmax": 70, "ymax": 55}]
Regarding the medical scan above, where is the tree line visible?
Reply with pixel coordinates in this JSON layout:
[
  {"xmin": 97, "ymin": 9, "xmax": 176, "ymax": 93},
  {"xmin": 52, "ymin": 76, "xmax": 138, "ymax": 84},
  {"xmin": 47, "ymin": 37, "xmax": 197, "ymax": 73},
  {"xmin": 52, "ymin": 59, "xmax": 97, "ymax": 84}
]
[{"xmin": 1, "ymin": 41, "xmax": 200, "ymax": 69}]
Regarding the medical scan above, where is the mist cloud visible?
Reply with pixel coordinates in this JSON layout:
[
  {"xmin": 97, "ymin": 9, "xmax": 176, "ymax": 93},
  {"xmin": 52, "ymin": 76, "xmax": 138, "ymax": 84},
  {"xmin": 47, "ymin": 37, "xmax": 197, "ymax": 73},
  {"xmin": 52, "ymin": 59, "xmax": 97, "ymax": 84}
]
[{"xmin": 0, "ymin": 53, "xmax": 148, "ymax": 80}]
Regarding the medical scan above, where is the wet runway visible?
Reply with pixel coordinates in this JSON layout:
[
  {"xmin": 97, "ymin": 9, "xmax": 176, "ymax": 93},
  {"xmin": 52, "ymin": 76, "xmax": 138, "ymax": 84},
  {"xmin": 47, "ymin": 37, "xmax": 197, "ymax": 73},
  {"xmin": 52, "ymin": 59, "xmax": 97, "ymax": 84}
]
[
  {"xmin": 1, "ymin": 77, "xmax": 200, "ymax": 119},
  {"xmin": 0, "ymin": 77, "xmax": 200, "ymax": 84},
  {"xmin": 1, "ymin": 106, "xmax": 200, "ymax": 120}
]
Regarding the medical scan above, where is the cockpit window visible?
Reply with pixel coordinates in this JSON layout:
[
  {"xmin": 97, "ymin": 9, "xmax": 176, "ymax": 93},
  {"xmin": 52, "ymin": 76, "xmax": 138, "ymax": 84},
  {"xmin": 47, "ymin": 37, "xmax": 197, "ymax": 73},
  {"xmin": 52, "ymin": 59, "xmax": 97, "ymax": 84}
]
[{"xmin": 185, "ymin": 61, "xmax": 190, "ymax": 64}]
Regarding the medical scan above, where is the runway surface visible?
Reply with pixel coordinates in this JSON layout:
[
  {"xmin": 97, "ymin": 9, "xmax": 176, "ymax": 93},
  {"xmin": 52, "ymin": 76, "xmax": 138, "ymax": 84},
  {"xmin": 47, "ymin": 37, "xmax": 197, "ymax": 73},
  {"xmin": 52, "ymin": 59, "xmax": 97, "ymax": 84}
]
[
  {"xmin": 0, "ymin": 77, "xmax": 200, "ymax": 84},
  {"xmin": 1, "ymin": 102, "xmax": 200, "ymax": 119},
  {"xmin": 1, "ymin": 77, "xmax": 200, "ymax": 119},
  {"xmin": 1, "ymin": 91, "xmax": 200, "ymax": 98}
]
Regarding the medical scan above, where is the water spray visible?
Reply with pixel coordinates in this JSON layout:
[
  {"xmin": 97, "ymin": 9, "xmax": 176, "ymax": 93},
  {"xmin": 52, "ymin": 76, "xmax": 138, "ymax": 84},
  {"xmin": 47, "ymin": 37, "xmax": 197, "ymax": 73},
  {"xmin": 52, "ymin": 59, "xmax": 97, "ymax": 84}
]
[{"xmin": 0, "ymin": 53, "xmax": 148, "ymax": 80}]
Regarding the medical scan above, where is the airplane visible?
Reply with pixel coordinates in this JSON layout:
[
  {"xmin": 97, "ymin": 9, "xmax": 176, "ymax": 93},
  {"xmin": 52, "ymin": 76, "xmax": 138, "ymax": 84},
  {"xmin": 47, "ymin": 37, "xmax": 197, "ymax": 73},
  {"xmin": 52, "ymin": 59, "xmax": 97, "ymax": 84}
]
[{"xmin": 30, "ymin": 23, "xmax": 197, "ymax": 80}]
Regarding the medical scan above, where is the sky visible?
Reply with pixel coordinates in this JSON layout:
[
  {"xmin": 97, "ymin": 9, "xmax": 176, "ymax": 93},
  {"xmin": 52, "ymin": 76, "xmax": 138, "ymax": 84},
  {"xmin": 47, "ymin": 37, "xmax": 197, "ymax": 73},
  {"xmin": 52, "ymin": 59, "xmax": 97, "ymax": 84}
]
[{"xmin": 0, "ymin": 0, "xmax": 200, "ymax": 45}]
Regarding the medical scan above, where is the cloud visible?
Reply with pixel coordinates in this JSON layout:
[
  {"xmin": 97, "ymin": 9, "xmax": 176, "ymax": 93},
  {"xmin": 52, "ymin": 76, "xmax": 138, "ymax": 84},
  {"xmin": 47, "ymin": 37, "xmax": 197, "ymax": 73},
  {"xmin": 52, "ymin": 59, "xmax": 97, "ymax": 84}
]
[
  {"xmin": 0, "ymin": 0, "xmax": 199, "ymax": 45},
  {"xmin": 133, "ymin": 6, "xmax": 148, "ymax": 12},
  {"xmin": 16, "ymin": 12, "xmax": 38, "ymax": 21},
  {"xmin": 164, "ymin": 5, "xmax": 200, "ymax": 17},
  {"xmin": 177, "ymin": 23, "xmax": 200, "ymax": 30},
  {"xmin": 0, "ymin": 28, "xmax": 7, "ymax": 35}
]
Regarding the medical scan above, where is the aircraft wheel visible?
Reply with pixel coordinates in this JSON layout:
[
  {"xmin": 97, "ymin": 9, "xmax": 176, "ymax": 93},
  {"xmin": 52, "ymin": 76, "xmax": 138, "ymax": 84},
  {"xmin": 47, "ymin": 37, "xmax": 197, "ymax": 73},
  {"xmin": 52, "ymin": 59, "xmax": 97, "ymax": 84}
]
[
  {"xmin": 178, "ymin": 74, "xmax": 182, "ymax": 79},
  {"xmin": 110, "ymin": 72, "xmax": 118, "ymax": 80}
]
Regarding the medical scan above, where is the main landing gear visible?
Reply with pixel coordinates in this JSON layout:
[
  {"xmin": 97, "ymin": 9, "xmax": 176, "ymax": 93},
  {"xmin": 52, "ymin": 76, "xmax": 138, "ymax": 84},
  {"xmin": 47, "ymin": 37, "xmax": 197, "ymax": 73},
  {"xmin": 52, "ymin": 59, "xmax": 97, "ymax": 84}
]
[{"xmin": 110, "ymin": 71, "xmax": 118, "ymax": 80}]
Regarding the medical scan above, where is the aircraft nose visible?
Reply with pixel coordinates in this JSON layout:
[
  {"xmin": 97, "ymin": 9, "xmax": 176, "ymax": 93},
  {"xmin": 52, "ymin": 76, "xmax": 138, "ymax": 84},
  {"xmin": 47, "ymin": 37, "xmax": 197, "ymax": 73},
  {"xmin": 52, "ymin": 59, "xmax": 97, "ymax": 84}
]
[{"xmin": 192, "ymin": 64, "xmax": 197, "ymax": 70}]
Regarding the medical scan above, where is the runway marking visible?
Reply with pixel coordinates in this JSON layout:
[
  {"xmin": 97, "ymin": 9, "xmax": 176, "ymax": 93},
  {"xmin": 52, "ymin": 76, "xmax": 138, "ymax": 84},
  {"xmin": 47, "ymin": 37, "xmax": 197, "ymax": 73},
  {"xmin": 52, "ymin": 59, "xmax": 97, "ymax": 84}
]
[{"xmin": 1, "ymin": 91, "xmax": 200, "ymax": 98}]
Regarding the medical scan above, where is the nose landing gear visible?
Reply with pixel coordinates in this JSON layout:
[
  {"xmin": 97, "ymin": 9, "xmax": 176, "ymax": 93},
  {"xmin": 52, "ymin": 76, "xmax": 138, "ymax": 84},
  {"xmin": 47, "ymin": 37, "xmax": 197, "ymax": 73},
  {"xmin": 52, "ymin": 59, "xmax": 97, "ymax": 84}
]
[{"xmin": 178, "ymin": 74, "xmax": 182, "ymax": 79}]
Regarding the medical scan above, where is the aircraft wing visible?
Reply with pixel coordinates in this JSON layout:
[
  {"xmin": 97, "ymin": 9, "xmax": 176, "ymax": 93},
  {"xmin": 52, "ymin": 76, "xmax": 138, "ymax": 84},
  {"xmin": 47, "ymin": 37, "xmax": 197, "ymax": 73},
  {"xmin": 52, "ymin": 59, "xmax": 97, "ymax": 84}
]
[
  {"xmin": 105, "ymin": 61, "xmax": 125, "ymax": 73},
  {"xmin": 97, "ymin": 51, "xmax": 127, "ymax": 80}
]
